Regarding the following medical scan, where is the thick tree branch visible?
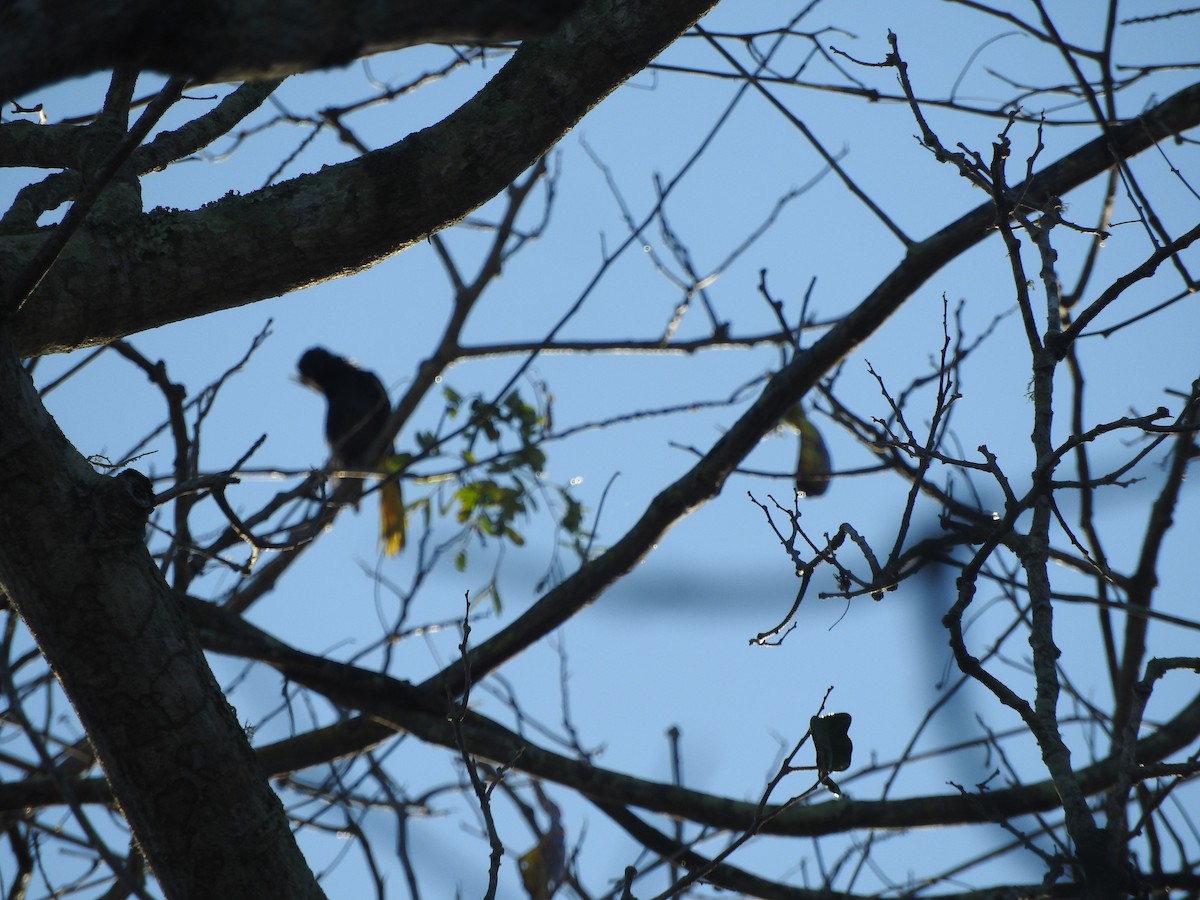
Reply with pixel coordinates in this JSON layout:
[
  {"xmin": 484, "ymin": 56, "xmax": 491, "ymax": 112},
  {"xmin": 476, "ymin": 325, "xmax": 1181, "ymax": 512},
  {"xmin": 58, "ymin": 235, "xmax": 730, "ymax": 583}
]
[
  {"xmin": 245, "ymin": 632, "xmax": 1200, "ymax": 839},
  {"xmin": 5, "ymin": 603, "xmax": 1198, "ymax": 847},
  {"xmin": 1, "ymin": 0, "xmax": 583, "ymax": 100},
  {"xmin": 5, "ymin": 0, "xmax": 720, "ymax": 356}
]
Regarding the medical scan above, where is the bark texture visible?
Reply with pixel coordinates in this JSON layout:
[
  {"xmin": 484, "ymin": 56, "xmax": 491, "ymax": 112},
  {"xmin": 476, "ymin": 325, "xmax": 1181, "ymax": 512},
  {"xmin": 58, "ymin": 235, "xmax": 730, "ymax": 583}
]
[
  {"xmin": 0, "ymin": 1, "xmax": 720, "ymax": 894},
  {"xmin": 0, "ymin": 330, "xmax": 325, "ymax": 899},
  {"xmin": 4, "ymin": 0, "xmax": 719, "ymax": 357},
  {"xmin": 2, "ymin": 0, "xmax": 583, "ymax": 99}
]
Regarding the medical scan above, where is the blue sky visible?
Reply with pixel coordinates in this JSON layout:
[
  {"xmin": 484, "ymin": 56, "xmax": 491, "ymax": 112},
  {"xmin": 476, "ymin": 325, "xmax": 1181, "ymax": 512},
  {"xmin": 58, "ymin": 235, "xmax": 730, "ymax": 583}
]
[{"xmin": 4, "ymin": 2, "xmax": 1200, "ymax": 896}]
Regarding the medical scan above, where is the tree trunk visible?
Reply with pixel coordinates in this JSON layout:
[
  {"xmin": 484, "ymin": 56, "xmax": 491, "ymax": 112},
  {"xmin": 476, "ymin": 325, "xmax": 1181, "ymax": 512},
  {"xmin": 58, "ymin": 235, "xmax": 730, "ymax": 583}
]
[{"xmin": 0, "ymin": 330, "xmax": 325, "ymax": 899}]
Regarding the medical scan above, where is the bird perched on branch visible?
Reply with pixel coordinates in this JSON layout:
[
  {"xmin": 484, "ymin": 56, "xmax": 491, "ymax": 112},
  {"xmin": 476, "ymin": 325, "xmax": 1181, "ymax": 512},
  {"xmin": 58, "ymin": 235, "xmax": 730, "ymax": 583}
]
[{"xmin": 297, "ymin": 346, "xmax": 405, "ymax": 555}]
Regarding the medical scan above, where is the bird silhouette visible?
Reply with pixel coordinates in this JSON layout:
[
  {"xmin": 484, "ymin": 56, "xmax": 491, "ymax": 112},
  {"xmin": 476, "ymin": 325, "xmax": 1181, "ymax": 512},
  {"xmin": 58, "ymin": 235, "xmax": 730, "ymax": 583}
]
[{"xmin": 297, "ymin": 346, "xmax": 405, "ymax": 554}]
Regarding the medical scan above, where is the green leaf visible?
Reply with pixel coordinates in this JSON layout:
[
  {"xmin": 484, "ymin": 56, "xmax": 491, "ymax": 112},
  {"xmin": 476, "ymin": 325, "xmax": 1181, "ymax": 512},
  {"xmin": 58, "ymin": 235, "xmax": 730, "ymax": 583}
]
[{"xmin": 559, "ymin": 491, "xmax": 583, "ymax": 534}]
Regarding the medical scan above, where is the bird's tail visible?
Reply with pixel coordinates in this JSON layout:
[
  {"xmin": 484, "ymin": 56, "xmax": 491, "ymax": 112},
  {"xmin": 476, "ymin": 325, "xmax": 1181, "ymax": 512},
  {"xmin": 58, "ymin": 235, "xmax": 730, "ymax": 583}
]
[{"xmin": 379, "ymin": 478, "xmax": 405, "ymax": 556}]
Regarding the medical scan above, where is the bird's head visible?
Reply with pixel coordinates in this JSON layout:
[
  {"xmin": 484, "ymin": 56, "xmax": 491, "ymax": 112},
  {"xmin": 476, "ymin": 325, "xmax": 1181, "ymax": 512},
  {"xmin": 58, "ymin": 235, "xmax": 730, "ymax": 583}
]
[{"xmin": 297, "ymin": 346, "xmax": 350, "ymax": 394}]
